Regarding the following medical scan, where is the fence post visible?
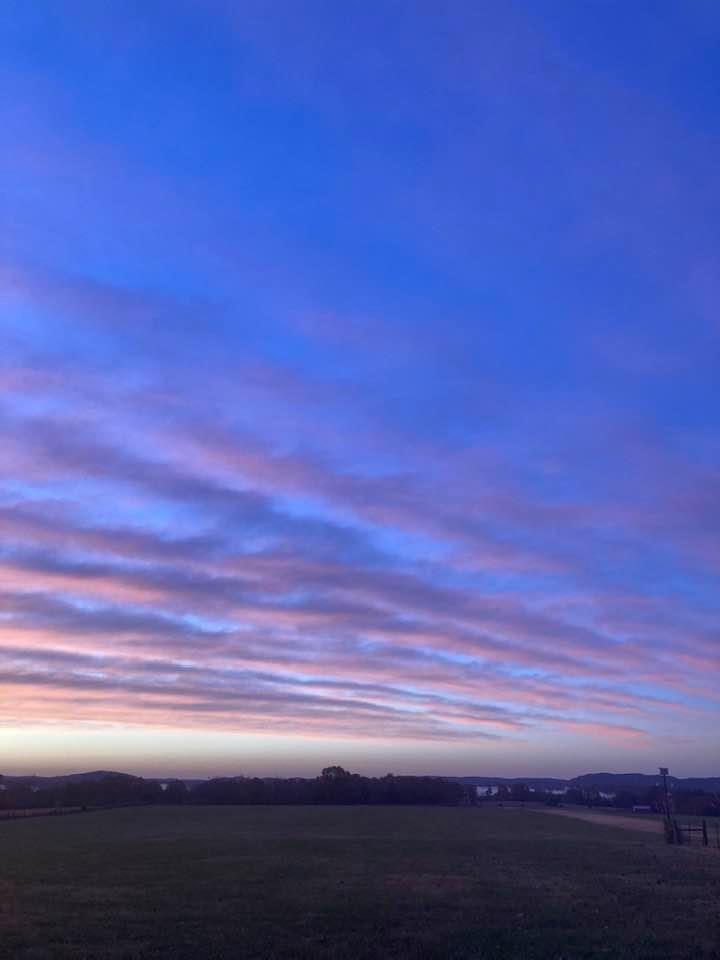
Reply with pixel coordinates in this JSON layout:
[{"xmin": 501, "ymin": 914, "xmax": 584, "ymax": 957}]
[
  {"xmin": 702, "ymin": 820, "xmax": 708, "ymax": 847},
  {"xmin": 664, "ymin": 819, "xmax": 674, "ymax": 844},
  {"xmin": 673, "ymin": 819, "xmax": 684, "ymax": 844}
]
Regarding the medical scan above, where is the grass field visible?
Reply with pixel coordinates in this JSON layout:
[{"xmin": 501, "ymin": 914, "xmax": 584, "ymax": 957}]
[{"xmin": 1, "ymin": 805, "xmax": 718, "ymax": 959}]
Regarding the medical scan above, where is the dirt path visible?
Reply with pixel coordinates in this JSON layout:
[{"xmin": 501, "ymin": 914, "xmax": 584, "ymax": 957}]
[{"xmin": 533, "ymin": 806, "xmax": 664, "ymax": 834}]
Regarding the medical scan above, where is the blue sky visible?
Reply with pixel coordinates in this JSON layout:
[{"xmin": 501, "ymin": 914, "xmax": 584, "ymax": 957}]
[{"xmin": 1, "ymin": 1, "xmax": 718, "ymax": 776}]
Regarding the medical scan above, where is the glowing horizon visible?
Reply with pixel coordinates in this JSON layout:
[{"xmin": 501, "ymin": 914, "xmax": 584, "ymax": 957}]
[
  {"xmin": 1, "ymin": 3, "xmax": 718, "ymax": 778},
  {"xmin": 2, "ymin": 725, "xmax": 716, "ymax": 781}
]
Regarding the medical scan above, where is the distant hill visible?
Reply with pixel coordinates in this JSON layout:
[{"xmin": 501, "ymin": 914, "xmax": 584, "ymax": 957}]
[
  {"xmin": 0, "ymin": 770, "xmax": 133, "ymax": 789},
  {"xmin": 677, "ymin": 778, "xmax": 720, "ymax": 792},
  {"xmin": 2, "ymin": 769, "xmax": 718, "ymax": 793},
  {"xmin": 570, "ymin": 772, "xmax": 720, "ymax": 792},
  {"xmin": 0, "ymin": 771, "xmax": 207, "ymax": 791},
  {"xmin": 449, "ymin": 772, "xmax": 720, "ymax": 792}
]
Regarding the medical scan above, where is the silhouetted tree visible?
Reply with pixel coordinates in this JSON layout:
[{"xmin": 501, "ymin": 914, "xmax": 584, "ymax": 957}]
[
  {"xmin": 511, "ymin": 783, "xmax": 530, "ymax": 802},
  {"xmin": 613, "ymin": 790, "xmax": 637, "ymax": 809},
  {"xmin": 164, "ymin": 781, "xmax": 188, "ymax": 804}
]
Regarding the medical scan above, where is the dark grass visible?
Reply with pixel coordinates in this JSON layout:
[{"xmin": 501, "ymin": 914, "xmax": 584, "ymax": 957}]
[{"xmin": 1, "ymin": 805, "xmax": 718, "ymax": 959}]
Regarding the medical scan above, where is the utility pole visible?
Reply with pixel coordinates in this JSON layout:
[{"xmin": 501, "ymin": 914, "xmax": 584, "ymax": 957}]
[{"xmin": 659, "ymin": 767, "xmax": 671, "ymax": 822}]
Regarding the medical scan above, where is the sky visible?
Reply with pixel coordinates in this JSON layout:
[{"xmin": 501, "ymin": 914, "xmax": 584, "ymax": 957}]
[{"xmin": 1, "ymin": 1, "xmax": 718, "ymax": 779}]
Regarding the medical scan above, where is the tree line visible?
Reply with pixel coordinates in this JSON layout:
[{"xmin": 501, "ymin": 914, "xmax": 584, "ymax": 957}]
[
  {"xmin": 3, "ymin": 769, "xmax": 715, "ymax": 815},
  {"xmin": 559, "ymin": 784, "xmax": 719, "ymax": 816},
  {"xmin": 482, "ymin": 783, "xmax": 720, "ymax": 816},
  {"xmin": 0, "ymin": 766, "xmax": 469, "ymax": 811}
]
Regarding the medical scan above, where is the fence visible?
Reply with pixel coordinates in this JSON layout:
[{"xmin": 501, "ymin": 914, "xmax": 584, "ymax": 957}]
[{"xmin": 665, "ymin": 818, "xmax": 720, "ymax": 848}]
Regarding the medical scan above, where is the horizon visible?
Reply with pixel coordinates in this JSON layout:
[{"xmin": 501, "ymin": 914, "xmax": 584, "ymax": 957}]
[
  {"xmin": 2, "ymin": 3, "xmax": 719, "ymax": 778},
  {"xmin": 4, "ymin": 764, "xmax": 717, "ymax": 783}
]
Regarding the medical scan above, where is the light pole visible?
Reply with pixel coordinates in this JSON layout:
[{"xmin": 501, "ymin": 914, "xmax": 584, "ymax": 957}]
[{"xmin": 659, "ymin": 767, "xmax": 671, "ymax": 821}]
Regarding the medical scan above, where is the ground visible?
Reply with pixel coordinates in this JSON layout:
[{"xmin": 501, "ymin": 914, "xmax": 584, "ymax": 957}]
[
  {"xmin": 1, "ymin": 805, "xmax": 718, "ymax": 959},
  {"xmin": 535, "ymin": 806, "xmax": 665, "ymax": 834}
]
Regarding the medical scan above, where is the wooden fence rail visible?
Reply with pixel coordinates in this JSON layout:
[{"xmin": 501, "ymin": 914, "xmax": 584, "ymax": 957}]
[{"xmin": 665, "ymin": 818, "xmax": 719, "ymax": 848}]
